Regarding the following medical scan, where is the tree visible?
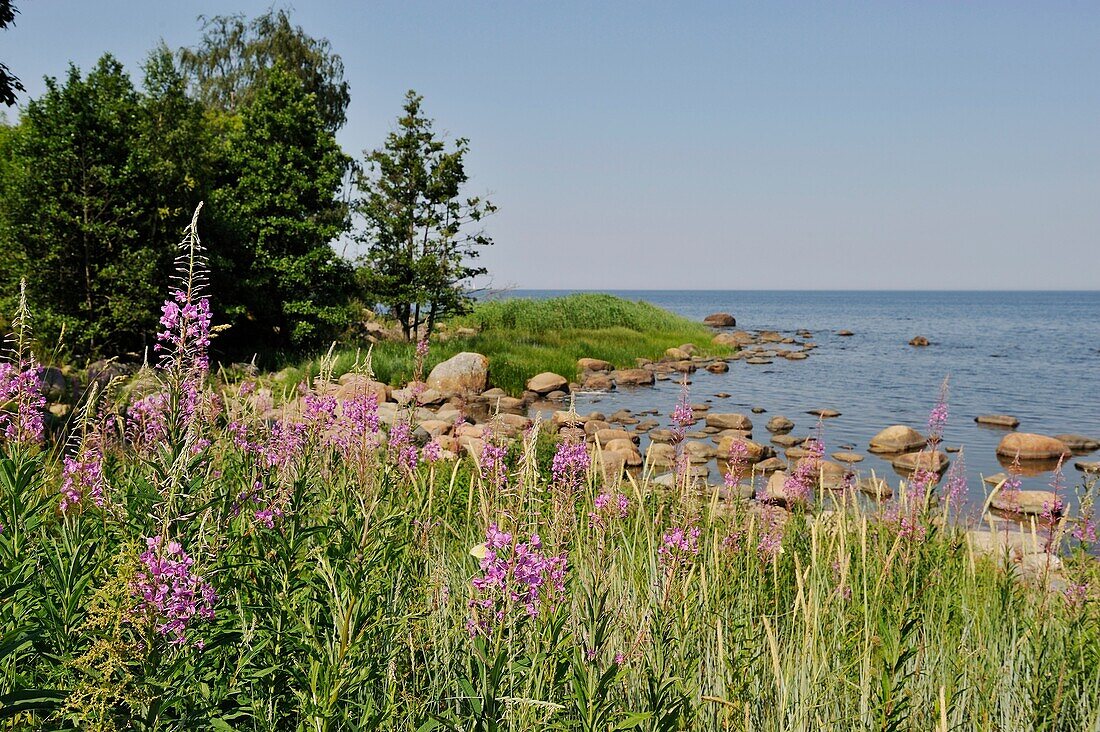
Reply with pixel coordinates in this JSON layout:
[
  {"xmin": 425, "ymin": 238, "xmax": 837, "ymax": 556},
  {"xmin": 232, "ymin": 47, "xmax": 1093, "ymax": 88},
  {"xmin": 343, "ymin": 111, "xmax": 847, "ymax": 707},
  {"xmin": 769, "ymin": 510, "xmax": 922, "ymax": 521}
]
[
  {"xmin": 355, "ymin": 91, "xmax": 496, "ymax": 341},
  {"xmin": 1, "ymin": 1, "xmax": 24, "ymax": 106},
  {"xmin": 208, "ymin": 64, "xmax": 355, "ymax": 355},
  {"xmin": 0, "ymin": 54, "xmax": 209, "ymax": 358},
  {"xmin": 178, "ymin": 8, "xmax": 351, "ymax": 132}
]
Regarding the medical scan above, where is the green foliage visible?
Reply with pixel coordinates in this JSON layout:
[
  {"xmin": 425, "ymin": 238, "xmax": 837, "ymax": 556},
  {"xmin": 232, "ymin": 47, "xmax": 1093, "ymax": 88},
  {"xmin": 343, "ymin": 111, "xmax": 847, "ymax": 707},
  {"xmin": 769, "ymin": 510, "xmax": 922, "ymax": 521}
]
[
  {"xmin": 178, "ymin": 8, "xmax": 351, "ymax": 132},
  {"xmin": 208, "ymin": 64, "xmax": 355, "ymax": 355},
  {"xmin": 0, "ymin": 0, "xmax": 24, "ymax": 107},
  {"xmin": 286, "ymin": 294, "xmax": 731, "ymax": 395},
  {"xmin": 356, "ymin": 91, "xmax": 496, "ymax": 341},
  {"xmin": 0, "ymin": 55, "xmax": 206, "ymax": 358}
]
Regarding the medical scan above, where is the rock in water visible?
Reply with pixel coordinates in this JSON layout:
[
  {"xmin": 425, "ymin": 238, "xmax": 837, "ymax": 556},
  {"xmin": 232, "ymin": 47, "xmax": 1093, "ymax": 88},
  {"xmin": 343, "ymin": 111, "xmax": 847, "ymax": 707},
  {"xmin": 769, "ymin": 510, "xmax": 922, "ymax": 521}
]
[
  {"xmin": 891, "ymin": 450, "xmax": 950, "ymax": 473},
  {"xmin": 990, "ymin": 489, "xmax": 1062, "ymax": 516},
  {"xmin": 577, "ymin": 357, "xmax": 613, "ymax": 372},
  {"xmin": 704, "ymin": 312, "xmax": 736, "ymax": 327},
  {"xmin": 975, "ymin": 414, "xmax": 1020, "ymax": 428},
  {"xmin": 995, "ymin": 433, "xmax": 1071, "ymax": 461},
  {"xmin": 610, "ymin": 368, "xmax": 655, "ymax": 387},
  {"xmin": 526, "ymin": 372, "xmax": 569, "ymax": 395},
  {"xmin": 766, "ymin": 416, "xmax": 794, "ymax": 433},
  {"xmin": 706, "ymin": 413, "xmax": 753, "ymax": 431},
  {"xmin": 868, "ymin": 425, "xmax": 926, "ymax": 454},
  {"xmin": 909, "ymin": 336, "xmax": 930, "ymax": 347},
  {"xmin": 426, "ymin": 352, "xmax": 489, "ymax": 397},
  {"xmin": 1053, "ymin": 434, "xmax": 1100, "ymax": 452}
]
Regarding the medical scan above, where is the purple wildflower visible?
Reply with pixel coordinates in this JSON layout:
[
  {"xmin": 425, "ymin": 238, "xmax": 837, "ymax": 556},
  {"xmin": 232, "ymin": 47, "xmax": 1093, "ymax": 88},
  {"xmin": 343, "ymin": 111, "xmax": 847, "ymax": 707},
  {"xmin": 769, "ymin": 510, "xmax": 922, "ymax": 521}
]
[
  {"xmin": 422, "ymin": 439, "xmax": 444, "ymax": 463},
  {"xmin": 756, "ymin": 508, "xmax": 785, "ymax": 563},
  {"xmin": 387, "ymin": 421, "xmax": 419, "ymax": 471},
  {"xmin": 131, "ymin": 536, "xmax": 216, "ymax": 646},
  {"xmin": 926, "ymin": 378, "xmax": 950, "ymax": 445},
  {"xmin": 0, "ymin": 361, "xmax": 45, "ymax": 445},
  {"xmin": 467, "ymin": 523, "xmax": 568, "ymax": 635},
  {"xmin": 658, "ymin": 525, "xmax": 701, "ymax": 572},
  {"xmin": 155, "ymin": 289, "xmax": 213, "ymax": 374},
  {"xmin": 551, "ymin": 440, "xmax": 590, "ymax": 491},
  {"xmin": 782, "ymin": 438, "xmax": 823, "ymax": 504},
  {"xmin": 478, "ymin": 438, "xmax": 508, "ymax": 490},
  {"xmin": 589, "ymin": 491, "xmax": 630, "ymax": 530},
  {"xmin": 127, "ymin": 393, "xmax": 169, "ymax": 448}
]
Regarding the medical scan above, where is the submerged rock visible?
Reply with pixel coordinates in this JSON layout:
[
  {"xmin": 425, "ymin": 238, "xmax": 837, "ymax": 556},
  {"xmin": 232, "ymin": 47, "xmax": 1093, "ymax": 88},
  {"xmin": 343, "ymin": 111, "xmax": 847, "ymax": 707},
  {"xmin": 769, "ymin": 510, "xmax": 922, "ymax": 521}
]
[
  {"xmin": 909, "ymin": 336, "xmax": 930, "ymax": 347},
  {"xmin": 975, "ymin": 414, "xmax": 1020, "ymax": 428},
  {"xmin": 1053, "ymin": 434, "xmax": 1100, "ymax": 452}
]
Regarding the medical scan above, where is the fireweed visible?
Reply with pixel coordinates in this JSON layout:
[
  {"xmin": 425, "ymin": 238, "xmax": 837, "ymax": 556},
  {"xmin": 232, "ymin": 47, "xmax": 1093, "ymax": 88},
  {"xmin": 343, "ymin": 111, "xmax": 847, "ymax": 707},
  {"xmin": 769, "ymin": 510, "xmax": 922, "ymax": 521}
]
[
  {"xmin": 551, "ymin": 439, "xmax": 590, "ymax": 492},
  {"xmin": 782, "ymin": 437, "xmax": 823, "ymax": 505},
  {"xmin": 467, "ymin": 523, "xmax": 567, "ymax": 635},
  {"xmin": 131, "ymin": 536, "xmax": 216, "ymax": 647}
]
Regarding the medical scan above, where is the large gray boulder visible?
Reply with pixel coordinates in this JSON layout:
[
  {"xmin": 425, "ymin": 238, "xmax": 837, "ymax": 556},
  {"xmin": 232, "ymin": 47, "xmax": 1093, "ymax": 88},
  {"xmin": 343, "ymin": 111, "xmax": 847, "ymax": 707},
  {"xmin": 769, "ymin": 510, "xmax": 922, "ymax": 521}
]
[{"xmin": 426, "ymin": 352, "xmax": 489, "ymax": 397}]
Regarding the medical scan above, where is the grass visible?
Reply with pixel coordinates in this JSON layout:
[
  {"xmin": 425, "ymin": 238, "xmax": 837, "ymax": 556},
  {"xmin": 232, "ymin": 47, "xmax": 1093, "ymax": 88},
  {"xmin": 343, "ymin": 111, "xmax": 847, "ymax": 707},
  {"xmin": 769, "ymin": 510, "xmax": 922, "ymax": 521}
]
[
  {"xmin": 281, "ymin": 294, "xmax": 731, "ymax": 395},
  {"xmin": 5, "ymin": 277, "xmax": 1100, "ymax": 730},
  {"xmin": 3, "ymin": 383, "xmax": 1099, "ymax": 729}
]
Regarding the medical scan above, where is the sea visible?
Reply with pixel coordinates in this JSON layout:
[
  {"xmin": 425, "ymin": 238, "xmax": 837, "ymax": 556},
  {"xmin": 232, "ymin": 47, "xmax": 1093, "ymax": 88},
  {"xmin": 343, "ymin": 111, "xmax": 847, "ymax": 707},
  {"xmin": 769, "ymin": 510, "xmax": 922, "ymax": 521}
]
[{"xmin": 503, "ymin": 290, "xmax": 1100, "ymax": 510}]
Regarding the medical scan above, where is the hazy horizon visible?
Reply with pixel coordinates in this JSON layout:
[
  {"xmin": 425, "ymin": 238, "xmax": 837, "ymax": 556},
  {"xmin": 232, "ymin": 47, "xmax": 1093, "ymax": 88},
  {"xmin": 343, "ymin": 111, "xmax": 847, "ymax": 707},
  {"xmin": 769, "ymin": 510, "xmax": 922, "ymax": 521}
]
[{"xmin": 4, "ymin": 1, "xmax": 1098, "ymax": 290}]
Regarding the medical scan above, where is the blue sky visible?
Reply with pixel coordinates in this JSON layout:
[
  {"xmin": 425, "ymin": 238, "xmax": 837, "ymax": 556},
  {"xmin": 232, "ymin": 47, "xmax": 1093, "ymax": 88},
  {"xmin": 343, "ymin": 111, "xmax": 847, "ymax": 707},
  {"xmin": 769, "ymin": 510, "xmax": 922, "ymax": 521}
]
[{"xmin": 3, "ymin": 1, "xmax": 1098, "ymax": 289}]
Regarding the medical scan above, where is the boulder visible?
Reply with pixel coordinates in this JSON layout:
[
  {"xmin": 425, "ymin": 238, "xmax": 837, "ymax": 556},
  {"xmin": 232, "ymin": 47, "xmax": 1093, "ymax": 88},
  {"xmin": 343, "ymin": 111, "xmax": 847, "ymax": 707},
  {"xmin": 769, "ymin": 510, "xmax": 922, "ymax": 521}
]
[
  {"xmin": 664, "ymin": 347, "xmax": 692, "ymax": 360},
  {"xmin": 602, "ymin": 439, "xmax": 642, "ymax": 467},
  {"xmin": 891, "ymin": 450, "xmax": 950, "ymax": 474},
  {"xmin": 645, "ymin": 442, "xmax": 677, "ymax": 468},
  {"xmin": 766, "ymin": 416, "xmax": 794, "ymax": 433},
  {"xmin": 831, "ymin": 451, "xmax": 863, "ymax": 463},
  {"xmin": 526, "ymin": 372, "xmax": 569, "ymax": 395},
  {"xmin": 837, "ymin": 330, "xmax": 854, "ymax": 337},
  {"xmin": 771, "ymin": 433, "xmax": 804, "ymax": 448},
  {"xmin": 577, "ymin": 357, "xmax": 613, "ymax": 372},
  {"xmin": 995, "ymin": 433, "xmax": 1071, "ymax": 461},
  {"xmin": 581, "ymin": 373, "xmax": 614, "ymax": 391},
  {"xmin": 868, "ymin": 425, "xmax": 926, "ymax": 454},
  {"xmin": 909, "ymin": 336, "xmax": 930, "ymax": 347},
  {"xmin": 704, "ymin": 313, "xmax": 737, "ymax": 327},
  {"xmin": 798, "ymin": 458, "xmax": 849, "ymax": 489},
  {"xmin": 1075, "ymin": 461, "xmax": 1100, "ymax": 474},
  {"xmin": 335, "ymin": 374, "xmax": 390, "ymax": 403},
  {"xmin": 713, "ymin": 331, "xmax": 755, "ymax": 347},
  {"xmin": 858, "ymin": 477, "xmax": 892, "ymax": 499},
  {"xmin": 705, "ymin": 361, "xmax": 729, "ymax": 374},
  {"xmin": 706, "ymin": 413, "xmax": 753, "ymax": 431},
  {"xmin": 595, "ymin": 428, "xmax": 636, "ymax": 446},
  {"xmin": 716, "ymin": 436, "xmax": 770, "ymax": 462},
  {"xmin": 975, "ymin": 414, "xmax": 1020, "ymax": 428},
  {"xmin": 990, "ymin": 489, "xmax": 1062, "ymax": 517},
  {"xmin": 752, "ymin": 456, "xmax": 788, "ymax": 474},
  {"xmin": 808, "ymin": 408, "xmax": 841, "ymax": 418},
  {"xmin": 426, "ymin": 352, "xmax": 489, "ymax": 397},
  {"xmin": 1053, "ymin": 434, "xmax": 1100, "ymax": 453},
  {"xmin": 610, "ymin": 368, "xmax": 655, "ymax": 387}
]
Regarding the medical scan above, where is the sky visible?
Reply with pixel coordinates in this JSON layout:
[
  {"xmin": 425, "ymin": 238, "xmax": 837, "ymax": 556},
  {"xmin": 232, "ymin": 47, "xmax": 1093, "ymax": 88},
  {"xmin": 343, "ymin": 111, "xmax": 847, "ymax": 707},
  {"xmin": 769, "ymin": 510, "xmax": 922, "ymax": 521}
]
[{"xmin": 3, "ymin": 1, "xmax": 1099, "ymax": 290}]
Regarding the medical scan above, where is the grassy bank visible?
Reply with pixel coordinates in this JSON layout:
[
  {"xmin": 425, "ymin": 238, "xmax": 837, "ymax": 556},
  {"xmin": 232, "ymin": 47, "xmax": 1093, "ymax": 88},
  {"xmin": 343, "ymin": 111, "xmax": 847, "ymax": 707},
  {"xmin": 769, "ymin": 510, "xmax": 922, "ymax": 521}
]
[{"xmin": 287, "ymin": 293, "xmax": 731, "ymax": 395}]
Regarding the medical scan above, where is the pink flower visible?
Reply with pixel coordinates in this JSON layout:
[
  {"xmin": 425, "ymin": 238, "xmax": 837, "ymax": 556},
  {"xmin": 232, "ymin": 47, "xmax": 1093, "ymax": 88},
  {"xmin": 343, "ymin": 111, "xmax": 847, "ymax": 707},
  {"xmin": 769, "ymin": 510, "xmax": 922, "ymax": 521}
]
[
  {"xmin": 131, "ymin": 536, "xmax": 216, "ymax": 646},
  {"xmin": 589, "ymin": 491, "xmax": 630, "ymax": 530},
  {"xmin": 551, "ymin": 440, "xmax": 590, "ymax": 491},
  {"xmin": 658, "ymin": 525, "xmax": 701, "ymax": 571},
  {"xmin": 467, "ymin": 524, "xmax": 568, "ymax": 635},
  {"xmin": 0, "ymin": 361, "xmax": 45, "ymax": 445}
]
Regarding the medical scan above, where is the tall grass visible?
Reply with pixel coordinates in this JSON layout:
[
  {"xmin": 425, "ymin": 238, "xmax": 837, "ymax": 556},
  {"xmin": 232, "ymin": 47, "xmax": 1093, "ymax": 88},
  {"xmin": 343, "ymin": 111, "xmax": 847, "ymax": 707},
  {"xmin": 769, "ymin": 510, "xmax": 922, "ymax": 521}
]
[
  {"xmin": 2, "ymin": 239, "xmax": 1098, "ymax": 729},
  {"xmin": 2, "ymin": 377, "xmax": 1099, "ymax": 729},
  {"xmin": 283, "ymin": 294, "xmax": 731, "ymax": 395}
]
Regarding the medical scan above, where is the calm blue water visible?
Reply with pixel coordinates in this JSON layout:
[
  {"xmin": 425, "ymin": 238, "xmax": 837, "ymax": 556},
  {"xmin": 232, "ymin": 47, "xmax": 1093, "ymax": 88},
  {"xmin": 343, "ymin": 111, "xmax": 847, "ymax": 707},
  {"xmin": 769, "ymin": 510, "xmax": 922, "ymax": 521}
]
[{"xmin": 504, "ymin": 290, "xmax": 1100, "ymax": 507}]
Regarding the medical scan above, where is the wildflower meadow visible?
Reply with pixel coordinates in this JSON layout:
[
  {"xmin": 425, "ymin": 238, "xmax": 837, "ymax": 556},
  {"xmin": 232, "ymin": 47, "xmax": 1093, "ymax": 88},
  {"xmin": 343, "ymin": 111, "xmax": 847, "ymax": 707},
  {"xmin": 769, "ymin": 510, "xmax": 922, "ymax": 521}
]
[{"xmin": 1, "ymin": 210, "xmax": 1099, "ymax": 730}]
